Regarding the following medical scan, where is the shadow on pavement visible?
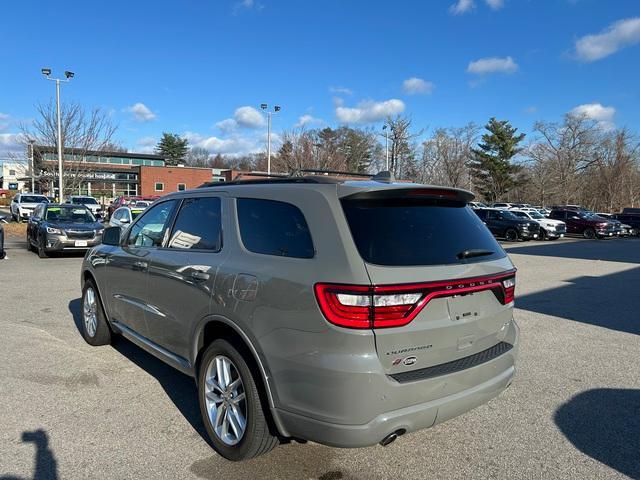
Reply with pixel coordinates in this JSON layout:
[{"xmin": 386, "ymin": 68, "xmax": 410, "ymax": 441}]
[
  {"xmin": 68, "ymin": 299, "xmax": 209, "ymax": 444},
  {"xmin": 555, "ymin": 388, "xmax": 640, "ymax": 479},
  {"xmin": 504, "ymin": 237, "xmax": 640, "ymax": 264},
  {"xmin": 516, "ymin": 266, "xmax": 640, "ymax": 335},
  {"xmin": 0, "ymin": 429, "xmax": 59, "ymax": 480}
]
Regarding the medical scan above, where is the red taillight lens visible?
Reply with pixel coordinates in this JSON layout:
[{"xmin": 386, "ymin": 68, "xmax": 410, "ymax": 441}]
[{"xmin": 315, "ymin": 270, "xmax": 516, "ymax": 329}]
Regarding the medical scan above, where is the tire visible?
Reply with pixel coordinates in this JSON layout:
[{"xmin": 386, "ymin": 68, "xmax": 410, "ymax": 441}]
[
  {"xmin": 80, "ymin": 279, "xmax": 112, "ymax": 346},
  {"xmin": 26, "ymin": 234, "xmax": 35, "ymax": 252},
  {"xmin": 198, "ymin": 339, "xmax": 278, "ymax": 461},
  {"xmin": 538, "ymin": 229, "xmax": 547, "ymax": 241},
  {"xmin": 583, "ymin": 228, "xmax": 596, "ymax": 240},
  {"xmin": 504, "ymin": 229, "xmax": 519, "ymax": 242},
  {"xmin": 37, "ymin": 236, "xmax": 49, "ymax": 258}
]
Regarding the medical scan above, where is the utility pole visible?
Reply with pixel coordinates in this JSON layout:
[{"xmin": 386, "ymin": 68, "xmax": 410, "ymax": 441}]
[
  {"xmin": 383, "ymin": 124, "xmax": 389, "ymax": 170},
  {"xmin": 41, "ymin": 68, "xmax": 74, "ymax": 202},
  {"xmin": 260, "ymin": 104, "xmax": 281, "ymax": 175},
  {"xmin": 28, "ymin": 139, "xmax": 35, "ymax": 192}
]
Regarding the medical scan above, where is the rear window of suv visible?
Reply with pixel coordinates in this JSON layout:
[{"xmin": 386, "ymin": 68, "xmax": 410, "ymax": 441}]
[
  {"xmin": 341, "ymin": 197, "xmax": 505, "ymax": 266},
  {"xmin": 237, "ymin": 198, "xmax": 314, "ymax": 258}
]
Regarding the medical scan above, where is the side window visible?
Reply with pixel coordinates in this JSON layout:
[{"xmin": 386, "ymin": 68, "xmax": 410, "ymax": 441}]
[
  {"xmin": 113, "ymin": 209, "xmax": 124, "ymax": 221},
  {"xmin": 486, "ymin": 211, "xmax": 496, "ymax": 220},
  {"xmin": 127, "ymin": 200, "xmax": 177, "ymax": 247},
  {"xmin": 237, "ymin": 198, "xmax": 314, "ymax": 259},
  {"xmin": 168, "ymin": 197, "xmax": 222, "ymax": 251}
]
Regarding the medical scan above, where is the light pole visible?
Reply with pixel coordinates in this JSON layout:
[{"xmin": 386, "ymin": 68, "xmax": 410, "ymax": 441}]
[
  {"xmin": 382, "ymin": 124, "xmax": 389, "ymax": 170},
  {"xmin": 260, "ymin": 103, "xmax": 280, "ymax": 175},
  {"xmin": 28, "ymin": 139, "xmax": 35, "ymax": 192},
  {"xmin": 41, "ymin": 68, "xmax": 74, "ymax": 202}
]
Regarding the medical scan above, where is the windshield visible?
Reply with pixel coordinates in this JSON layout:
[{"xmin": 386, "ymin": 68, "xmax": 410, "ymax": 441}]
[
  {"xmin": 21, "ymin": 195, "xmax": 48, "ymax": 203},
  {"xmin": 45, "ymin": 206, "xmax": 96, "ymax": 223},
  {"xmin": 341, "ymin": 198, "xmax": 505, "ymax": 266},
  {"xmin": 511, "ymin": 211, "xmax": 528, "ymax": 218},
  {"xmin": 72, "ymin": 197, "xmax": 99, "ymax": 205},
  {"xmin": 498, "ymin": 210, "xmax": 518, "ymax": 220}
]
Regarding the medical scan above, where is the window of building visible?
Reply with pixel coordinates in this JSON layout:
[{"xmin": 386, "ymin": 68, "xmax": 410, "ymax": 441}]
[
  {"xmin": 177, "ymin": 183, "xmax": 186, "ymax": 191},
  {"xmin": 9, "ymin": 169, "xmax": 16, "ymax": 176},
  {"xmin": 127, "ymin": 200, "xmax": 177, "ymax": 247},
  {"xmin": 168, "ymin": 197, "xmax": 222, "ymax": 251},
  {"xmin": 237, "ymin": 198, "xmax": 314, "ymax": 259},
  {"xmin": 155, "ymin": 182, "xmax": 164, "ymax": 192}
]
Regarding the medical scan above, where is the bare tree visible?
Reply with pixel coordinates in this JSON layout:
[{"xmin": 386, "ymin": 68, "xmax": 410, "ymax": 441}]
[
  {"xmin": 185, "ymin": 147, "xmax": 211, "ymax": 167},
  {"xmin": 21, "ymin": 101, "xmax": 117, "ymax": 196},
  {"xmin": 386, "ymin": 115, "xmax": 422, "ymax": 178}
]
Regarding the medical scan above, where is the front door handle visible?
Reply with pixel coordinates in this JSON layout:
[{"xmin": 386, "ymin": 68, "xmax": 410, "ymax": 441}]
[
  {"xmin": 132, "ymin": 260, "xmax": 148, "ymax": 271},
  {"xmin": 190, "ymin": 271, "xmax": 210, "ymax": 281}
]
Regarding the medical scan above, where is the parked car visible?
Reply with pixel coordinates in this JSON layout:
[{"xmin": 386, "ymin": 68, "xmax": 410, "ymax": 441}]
[
  {"xmin": 107, "ymin": 195, "xmax": 158, "ymax": 220},
  {"xmin": 548, "ymin": 209, "xmax": 616, "ymax": 239},
  {"xmin": 596, "ymin": 213, "xmax": 636, "ymax": 236},
  {"xmin": 10, "ymin": 193, "xmax": 49, "ymax": 222},
  {"xmin": 108, "ymin": 206, "xmax": 147, "ymax": 229},
  {"xmin": 467, "ymin": 201, "xmax": 488, "ymax": 209},
  {"xmin": 510, "ymin": 210, "xmax": 566, "ymax": 240},
  {"xmin": 612, "ymin": 213, "xmax": 640, "ymax": 235},
  {"xmin": 67, "ymin": 195, "xmax": 104, "ymax": 219},
  {"xmin": 474, "ymin": 208, "xmax": 540, "ymax": 241},
  {"xmin": 80, "ymin": 178, "xmax": 520, "ymax": 461},
  {"xmin": 27, "ymin": 203, "xmax": 104, "ymax": 258},
  {"xmin": 621, "ymin": 207, "xmax": 640, "ymax": 215},
  {"xmin": 491, "ymin": 202, "xmax": 514, "ymax": 209}
]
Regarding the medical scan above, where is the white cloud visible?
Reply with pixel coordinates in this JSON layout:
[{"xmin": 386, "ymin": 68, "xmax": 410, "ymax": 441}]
[
  {"xmin": 485, "ymin": 0, "xmax": 504, "ymax": 10},
  {"xmin": 135, "ymin": 136, "xmax": 156, "ymax": 152},
  {"xmin": 336, "ymin": 99, "xmax": 405, "ymax": 124},
  {"xmin": 450, "ymin": 0, "xmax": 475, "ymax": 14},
  {"xmin": 467, "ymin": 56, "xmax": 518, "ymax": 75},
  {"xmin": 197, "ymin": 136, "xmax": 258, "ymax": 155},
  {"xmin": 402, "ymin": 77, "xmax": 435, "ymax": 95},
  {"xmin": 0, "ymin": 113, "xmax": 9, "ymax": 120},
  {"xmin": 570, "ymin": 103, "xmax": 616, "ymax": 130},
  {"xmin": 125, "ymin": 103, "xmax": 156, "ymax": 122},
  {"xmin": 215, "ymin": 118, "xmax": 238, "ymax": 133},
  {"xmin": 0, "ymin": 133, "xmax": 24, "ymax": 155},
  {"xmin": 234, "ymin": 106, "xmax": 265, "ymax": 128},
  {"xmin": 329, "ymin": 86, "xmax": 353, "ymax": 95},
  {"xmin": 575, "ymin": 17, "xmax": 640, "ymax": 62},
  {"xmin": 294, "ymin": 114, "xmax": 323, "ymax": 128},
  {"xmin": 524, "ymin": 106, "xmax": 537, "ymax": 114},
  {"xmin": 233, "ymin": 0, "xmax": 263, "ymax": 14}
]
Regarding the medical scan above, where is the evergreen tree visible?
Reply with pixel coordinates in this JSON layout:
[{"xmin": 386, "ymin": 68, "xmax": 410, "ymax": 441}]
[
  {"xmin": 469, "ymin": 118, "xmax": 525, "ymax": 202},
  {"xmin": 155, "ymin": 133, "xmax": 189, "ymax": 166}
]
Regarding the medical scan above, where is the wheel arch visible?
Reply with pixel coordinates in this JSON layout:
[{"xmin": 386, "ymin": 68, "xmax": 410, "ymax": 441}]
[{"xmin": 193, "ymin": 316, "xmax": 289, "ymax": 438}]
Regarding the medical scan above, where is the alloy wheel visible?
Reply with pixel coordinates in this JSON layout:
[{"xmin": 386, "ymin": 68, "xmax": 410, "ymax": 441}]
[
  {"xmin": 83, "ymin": 287, "xmax": 98, "ymax": 337},
  {"xmin": 204, "ymin": 355, "xmax": 247, "ymax": 446}
]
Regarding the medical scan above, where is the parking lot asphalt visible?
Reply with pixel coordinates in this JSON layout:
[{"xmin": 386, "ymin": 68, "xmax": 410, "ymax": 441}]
[{"xmin": 0, "ymin": 235, "xmax": 639, "ymax": 480}]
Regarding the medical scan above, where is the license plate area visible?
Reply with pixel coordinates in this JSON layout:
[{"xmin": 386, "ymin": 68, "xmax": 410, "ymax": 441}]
[
  {"xmin": 447, "ymin": 293, "xmax": 482, "ymax": 322},
  {"xmin": 75, "ymin": 240, "xmax": 88, "ymax": 247}
]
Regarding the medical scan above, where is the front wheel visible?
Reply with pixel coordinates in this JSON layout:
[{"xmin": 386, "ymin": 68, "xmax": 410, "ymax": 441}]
[
  {"xmin": 81, "ymin": 280, "xmax": 112, "ymax": 346},
  {"xmin": 538, "ymin": 229, "xmax": 547, "ymax": 241},
  {"xmin": 583, "ymin": 228, "xmax": 596, "ymax": 240},
  {"xmin": 504, "ymin": 229, "xmax": 519, "ymax": 242},
  {"xmin": 198, "ymin": 339, "xmax": 278, "ymax": 461},
  {"xmin": 37, "ymin": 236, "xmax": 49, "ymax": 258}
]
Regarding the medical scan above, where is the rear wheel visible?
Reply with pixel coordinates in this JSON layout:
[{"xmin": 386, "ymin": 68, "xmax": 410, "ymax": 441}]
[
  {"xmin": 198, "ymin": 339, "xmax": 278, "ymax": 461},
  {"xmin": 504, "ymin": 229, "xmax": 518, "ymax": 242},
  {"xmin": 583, "ymin": 228, "xmax": 596, "ymax": 240}
]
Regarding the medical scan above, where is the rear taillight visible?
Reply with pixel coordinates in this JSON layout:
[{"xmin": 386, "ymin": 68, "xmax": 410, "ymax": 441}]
[{"xmin": 315, "ymin": 270, "xmax": 516, "ymax": 329}]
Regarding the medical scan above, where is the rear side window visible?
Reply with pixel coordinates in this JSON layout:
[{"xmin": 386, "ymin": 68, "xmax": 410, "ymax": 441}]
[
  {"xmin": 168, "ymin": 197, "xmax": 222, "ymax": 251},
  {"xmin": 237, "ymin": 198, "xmax": 314, "ymax": 258},
  {"xmin": 341, "ymin": 198, "xmax": 505, "ymax": 266}
]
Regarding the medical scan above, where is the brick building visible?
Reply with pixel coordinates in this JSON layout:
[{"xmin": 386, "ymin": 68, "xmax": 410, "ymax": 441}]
[{"xmin": 139, "ymin": 165, "xmax": 213, "ymax": 196}]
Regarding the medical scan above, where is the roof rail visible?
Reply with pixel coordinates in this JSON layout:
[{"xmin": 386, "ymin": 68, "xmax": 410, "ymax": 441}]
[{"xmin": 294, "ymin": 168, "xmax": 372, "ymax": 178}]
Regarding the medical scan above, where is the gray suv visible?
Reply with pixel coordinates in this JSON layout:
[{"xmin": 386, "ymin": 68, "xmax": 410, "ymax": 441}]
[{"xmin": 79, "ymin": 176, "xmax": 519, "ymax": 461}]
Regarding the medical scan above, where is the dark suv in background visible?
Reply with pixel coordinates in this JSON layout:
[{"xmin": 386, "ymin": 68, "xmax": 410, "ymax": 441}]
[
  {"xmin": 549, "ymin": 209, "xmax": 616, "ymax": 239},
  {"xmin": 79, "ymin": 177, "xmax": 519, "ymax": 461},
  {"xmin": 474, "ymin": 208, "xmax": 540, "ymax": 241}
]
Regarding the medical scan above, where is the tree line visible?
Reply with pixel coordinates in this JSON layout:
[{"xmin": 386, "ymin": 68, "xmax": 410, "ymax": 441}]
[{"xmin": 19, "ymin": 100, "xmax": 640, "ymax": 211}]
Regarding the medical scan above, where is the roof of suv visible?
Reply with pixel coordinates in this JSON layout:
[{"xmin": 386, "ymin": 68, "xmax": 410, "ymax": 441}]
[{"xmin": 184, "ymin": 175, "xmax": 476, "ymax": 202}]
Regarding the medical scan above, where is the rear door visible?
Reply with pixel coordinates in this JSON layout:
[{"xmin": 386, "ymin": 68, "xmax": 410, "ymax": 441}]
[{"xmin": 340, "ymin": 190, "xmax": 516, "ymax": 375}]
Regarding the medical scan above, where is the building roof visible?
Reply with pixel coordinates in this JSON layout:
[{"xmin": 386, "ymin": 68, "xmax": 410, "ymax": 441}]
[{"xmin": 36, "ymin": 145, "xmax": 167, "ymax": 161}]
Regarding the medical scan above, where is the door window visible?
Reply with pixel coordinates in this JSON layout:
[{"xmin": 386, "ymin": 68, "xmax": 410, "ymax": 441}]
[
  {"xmin": 127, "ymin": 200, "xmax": 177, "ymax": 247},
  {"xmin": 168, "ymin": 197, "xmax": 222, "ymax": 251}
]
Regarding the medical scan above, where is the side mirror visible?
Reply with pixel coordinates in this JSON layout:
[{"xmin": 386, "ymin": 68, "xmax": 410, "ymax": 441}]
[
  {"xmin": 120, "ymin": 218, "xmax": 130, "ymax": 224},
  {"xmin": 102, "ymin": 226, "xmax": 121, "ymax": 246}
]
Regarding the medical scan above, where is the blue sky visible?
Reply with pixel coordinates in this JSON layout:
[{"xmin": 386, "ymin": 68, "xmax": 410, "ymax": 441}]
[{"xmin": 1, "ymin": 0, "xmax": 639, "ymax": 158}]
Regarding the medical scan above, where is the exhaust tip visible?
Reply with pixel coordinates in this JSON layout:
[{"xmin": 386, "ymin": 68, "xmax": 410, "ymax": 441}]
[{"xmin": 380, "ymin": 429, "xmax": 405, "ymax": 447}]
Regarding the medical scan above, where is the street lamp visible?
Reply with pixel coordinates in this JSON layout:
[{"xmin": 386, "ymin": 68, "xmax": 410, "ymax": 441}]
[
  {"xmin": 382, "ymin": 124, "xmax": 389, "ymax": 171},
  {"xmin": 41, "ymin": 67, "xmax": 74, "ymax": 202},
  {"xmin": 260, "ymin": 103, "xmax": 281, "ymax": 175},
  {"xmin": 27, "ymin": 139, "xmax": 36, "ymax": 192}
]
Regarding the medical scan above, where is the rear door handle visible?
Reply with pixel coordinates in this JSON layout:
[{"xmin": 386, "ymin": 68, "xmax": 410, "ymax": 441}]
[
  {"xmin": 190, "ymin": 271, "xmax": 210, "ymax": 281},
  {"xmin": 132, "ymin": 261, "xmax": 148, "ymax": 270}
]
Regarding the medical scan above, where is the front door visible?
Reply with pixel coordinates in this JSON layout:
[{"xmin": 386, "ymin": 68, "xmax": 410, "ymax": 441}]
[
  {"xmin": 105, "ymin": 199, "xmax": 179, "ymax": 337},
  {"xmin": 144, "ymin": 195, "xmax": 228, "ymax": 360}
]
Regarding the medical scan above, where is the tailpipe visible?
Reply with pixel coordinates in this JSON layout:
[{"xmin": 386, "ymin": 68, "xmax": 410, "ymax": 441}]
[{"xmin": 379, "ymin": 429, "xmax": 406, "ymax": 447}]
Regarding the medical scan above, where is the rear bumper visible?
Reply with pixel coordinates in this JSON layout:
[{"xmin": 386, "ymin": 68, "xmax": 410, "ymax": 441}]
[{"xmin": 275, "ymin": 320, "xmax": 519, "ymax": 447}]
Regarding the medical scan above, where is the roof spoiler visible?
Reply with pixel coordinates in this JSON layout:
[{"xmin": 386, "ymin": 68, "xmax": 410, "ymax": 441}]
[{"xmin": 342, "ymin": 186, "xmax": 475, "ymax": 203}]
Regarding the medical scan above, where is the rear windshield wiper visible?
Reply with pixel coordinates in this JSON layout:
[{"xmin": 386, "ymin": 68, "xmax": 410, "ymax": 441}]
[{"xmin": 456, "ymin": 249, "xmax": 494, "ymax": 260}]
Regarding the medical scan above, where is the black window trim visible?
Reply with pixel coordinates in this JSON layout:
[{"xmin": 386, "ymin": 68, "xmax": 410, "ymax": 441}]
[
  {"xmin": 162, "ymin": 196, "xmax": 224, "ymax": 253},
  {"xmin": 235, "ymin": 197, "xmax": 316, "ymax": 260}
]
